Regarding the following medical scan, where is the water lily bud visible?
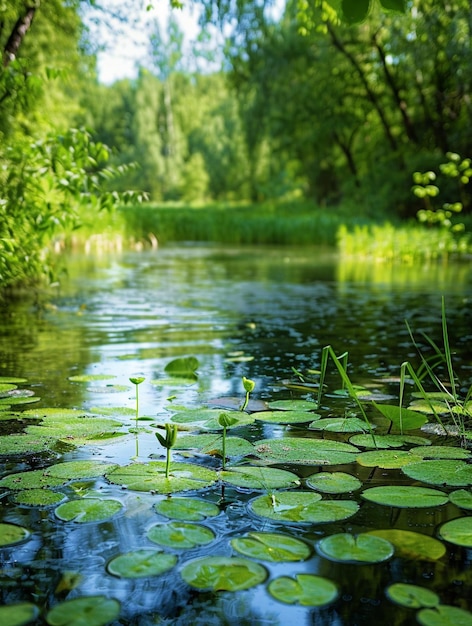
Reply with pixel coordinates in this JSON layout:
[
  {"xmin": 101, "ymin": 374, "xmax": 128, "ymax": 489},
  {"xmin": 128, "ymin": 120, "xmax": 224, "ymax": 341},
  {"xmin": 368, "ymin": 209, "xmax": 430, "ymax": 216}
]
[{"xmin": 242, "ymin": 377, "xmax": 255, "ymax": 393}]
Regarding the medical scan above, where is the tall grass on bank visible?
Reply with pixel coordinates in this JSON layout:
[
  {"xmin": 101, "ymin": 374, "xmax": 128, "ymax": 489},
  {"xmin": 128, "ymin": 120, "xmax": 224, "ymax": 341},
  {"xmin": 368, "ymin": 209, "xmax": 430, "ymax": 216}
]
[
  {"xmin": 120, "ymin": 202, "xmax": 359, "ymax": 247},
  {"xmin": 338, "ymin": 222, "xmax": 472, "ymax": 262}
]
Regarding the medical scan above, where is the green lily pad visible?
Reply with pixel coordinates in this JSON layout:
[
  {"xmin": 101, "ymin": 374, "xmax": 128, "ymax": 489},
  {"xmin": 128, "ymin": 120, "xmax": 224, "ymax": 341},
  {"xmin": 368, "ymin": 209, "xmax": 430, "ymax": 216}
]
[
  {"xmin": 0, "ymin": 434, "xmax": 54, "ymax": 456},
  {"xmin": 0, "ymin": 522, "xmax": 31, "ymax": 547},
  {"xmin": 231, "ymin": 532, "xmax": 311, "ymax": 562},
  {"xmin": 0, "ymin": 377, "xmax": 27, "ymax": 383},
  {"xmin": 372, "ymin": 402, "xmax": 427, "ymax": 430},
  {"xmin": 249, "ymin": 492, "xmax": 359, "ymax": 523},
  {"xmin": 106, "ymin": 462, "xmax": 217, "ymax": 493},
  {"xmin": 170, "ymin": 408, "xmax": 254, "ymax": 431},
  {"xmin": 0, "ymin": 383, "xmax": 17, "ymax": 394},
  {"xmin": 349, "ymin": 434, "xmax": 431, "ymax": 449},
  {"xmin": 0, "ymin": 602, "xmax": 39, "ymax": 626},
  {"xmin": 267, "ymin": 400, "xmax": 319, "ymax": 411},
  {"xmin": 356, "ymin": 449, "xmax": 423, "ymax": 469},
  {"xmin": 54, "ymin": 498, "xmax": 123, "ymax": 522},
  {"xmin": 409, "ymin": 399, "xmax": 449, "ymax": 415},
  {"xmin": 147, "ymin": 521, "xmax": 215, "ymax": 549},
  {"xmin": 316, "ymin": 533, "xmax": 394, "ymax": 563},
  {"xmin": 68, "ymin": 374, "xmax": 117, "ymax": 382},
  {"xmin": 45, "ymin": 460, "xmax": 119, "ymax": 480},
  {"xmin": 386, "ymin": 582, "xmax": 440, "ymax": 608},
  {"xmin": 26, "ymin": 416, "xmax": 125, "ymax": 446},
  {"xmin": 46, "ymin": 595, "xmax": 120, "ymax": 626},
  {"xmin": 173, "ymin": 433, "xmax": 254, "ymax": 458},
  {"xmin": 251, "ymin": 410, "xmax": 319, "ymax": 425},
  {"xmin": 154, "ymin": 497, "xmax": 220, "ymax": 521},
  {"xmin": 89, "ymin": 406, "xmax": 136, "ymax": 417},
  {"xmin": 306, "ymin": 471, "xmax": 362, "ymax": 494},
  {"xmin": 164, "ymin": 356, "xmax": 199, "ymax": 380},
  {"xmin": 402, "ymin": 460, "xmax": 472, "ymax": 487},
  {"xmin": 0, "ymin": 396, "xmax": 39, "ymax": 406},
  {"xmin": 220, "ymin": 466, "xmax": 300, "ymax": 490},
  {"xmin": 438, "ymin": 517, "xmax": 472, "ymax": 547},
  {"xmin": 107, "ymin": 549, "xmax": 177, "ymax": 578},
  {"xmin": 449, "ymin": 489, "xmax": 472, "ymax": 511},
  {"xmin": 0, "ymin": 469, "xmax": 66, "ymax": 490},
  {"xmin": 11, "ymin": 489, "xmax": 66, "ymax": 507},
  {"xmin": 309, "ymin": 417, "xmax": 373, "ymax": 433},
  {"xmin": 180, "ymin": 556, "xmax": 267, "ymax": 591},
  {"xmin": 417, "ymin": 605, "xmax": 472, "ymax": 626},
  {"xmin": 268, "ymin": 574, "xmax": 338, "ymax": 607},
  {"xmin": 361, "ymin": 485, "xmax": 448, "ymax": 508},
  {"xmin": 253, "ymin": 437, "xmax": 359, "ymax": 466},
  {"xmin": 411, "ymin": 446, "xmax": 471, "ymax": 460},
  {"xmin": 365, "ymin": 529, "xmax": 446, "ymax": 561}
]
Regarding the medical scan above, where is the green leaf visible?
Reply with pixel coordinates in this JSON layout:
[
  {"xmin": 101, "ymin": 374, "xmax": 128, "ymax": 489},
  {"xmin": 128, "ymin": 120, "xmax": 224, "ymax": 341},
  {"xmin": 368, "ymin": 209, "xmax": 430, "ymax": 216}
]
[
  {"xmin": 164, "ymin": 356, "xmax": 199, "ymax": 380},
  {"xmin": 386, "ymin": 583, "xmax": 440, "ymax": 608},
  {"xmin": 231, "ymin": 532, "xmax": 311, "ymax": 562},
  {"xmin": 365, "ymin": 529, "xmax": 446, "ymax": 561},
  {"xmin": 438, "ymin": 517, "xmax": 472, "ymax": 547},
  {"xmin": 372, "ymin": 402, "xmax": 427, "ymax": 430},
  {"xmin": 350, "ymin": 434, "xmax": 430, "ymax": 449},
  {"xmin": 180, "ymin": 556, "xmax": 267, "ymax": 591},
  {"xmin": 361, "ymin": 485, "xmax": 448, "ymax": 508},
  {"xmin": 254, "ymin": 437, "xmax": 359, "ymax": 466},
  {"xmin": 174, "ymin": 433, "xmax": 254, "ymax": 458},
  {"xmin": 317, "ymin": 533, "xmax": 394, "ymax": 564},
  {"xmin": 68, "ymin": 374, "xmax": 116, "ymax": 383},
  {"xmin": 170, "ymin": 408, "xmax": 254, "ymax": 431},
  {"xmin": 147, "ymin": 521, "xmax": 214, "ymax": 549},
  {"xmin": 220, "ymin": 466, "xmax": 300, "ymax": 490},
  {"xmin": 267, "ymin": 400, "xmax": 318, "ymax": 411},
  {"xmin": 105, "ymin": 462, "xmax": 217, "ymax": 493},
  {"xmin": 107, "ymin": 549, "xmax": 177, "ymax": 578},
  {"xmin": 54, "ymin": 498, "xmax": 123, "ymax": 522},
  {"xmin": 0, "ymin": 603, "xmax": 39, "ymax": 626},
  {"xmin": 249, "ymin": 492, "xmax": 359, "ymax": 523},
  {"xmin": 268, "ymin": 574, "xmax": 338, "ymax": 606},
  {"xmin": 402, "ymin": 460, "xmax": 472, "ymax": 487},
  {"xmin": 357, "ymin": 449, "xmax": 423, "ymax": 469},
  {"xmin": 417, "ymin": 605, "xmax": 472, "ymax": 626},
  {"xmin": 379, "ymin": 0, "xmax": 407, "ymax": 12},
  {"xmin": 449, "ymin": 489, "xmax": 472, "ymax": 511},
  {"xmin": 46, "ymin": 596, "xmax": 120, "ymax": 626},
  {"xmin": 154, "ymin": 497, "xmax": 220, "ymax": 521},
  {"xmin": 0, "ymin": 522, "xmax": 31, "ymax": 547},
  {"xmin": 342, "ymin": 0, "xmax": 371, "ymax": 23},
  {"xmin": 306, "ymin": 471, "xmax": 362, "ymax": 494},
  {"xmin": 0, "ymin": 469, "xmax": 66, "ymax": 490},
  {"xmin": 45, "ymin": 460, "xmax": 119, "ymax": 480},
  {"xmin": 11, "ymin": 489, "xmax": 65, "ymax": 507},
  {"xmin": 309, "ymin": 417, "xmax": 372, "ymax": 433},
  {"xmin": 252, "ymin": 410, "xmax": 318, "ymax": 425}
]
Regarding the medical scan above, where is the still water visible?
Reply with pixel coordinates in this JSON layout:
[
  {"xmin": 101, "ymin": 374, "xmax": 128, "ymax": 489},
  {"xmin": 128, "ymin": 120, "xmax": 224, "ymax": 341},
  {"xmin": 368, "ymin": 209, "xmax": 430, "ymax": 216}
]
[{"xmin": 0, "ymin": 245, "xmax": 471, "ymax": 625}]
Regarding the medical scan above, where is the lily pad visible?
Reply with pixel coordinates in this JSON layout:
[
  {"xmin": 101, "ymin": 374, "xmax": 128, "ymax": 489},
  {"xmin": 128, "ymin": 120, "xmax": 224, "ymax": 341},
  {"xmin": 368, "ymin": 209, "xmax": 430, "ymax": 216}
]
[
  {"xmin": 164, "ymin": 356, "xmax": 199, "ymax": 380},
  {"xmin": 308, "ymin": 417, "xmax": 373, "ymax": 433},
  {"xmin": 251, "ymin": 410, "xmax": 319, "ymax": 425},
  {"xmin": 11, "ymin": 489, "xmax": 66, "ymax": 507},
  {"xmin": 268, "ymin": 574, "xmax": 338, "ymax": 607},
  {"xmin": 169, "ymin": 408, "xmax": 254, "ymax": 431},
  {"xmin": 365, "ymin": 529, "xmax": 446, "ymax": 561},
  {"xmin": 417, "ymin": 605, "xmax": 472, "ymax": 626},
  {"xmin": 0, "ymin": 603, "xmax": 39, "ymax": 626},
  {"xmin": 220, "ymin": 466, "xmax": 300, "ymax": 490},
  {"xmin": 356, "ymin": 449, "xmax": 423, "ymax": 469},
  {"xmin": 89, "ymin": 406, "xmax": 136, "ymax": 417},
  {"xmin": 68, "ymin": 374, "xmax": 117, "ymax": 382},
  {"xmin": 180, "ymin": 556, "xmax": 267, "ymax": 591},
  {"xmin": 361, "ymin": 485, "xmax": 448, "ymax": 508},
  {"xmin": 0, "ymin": 469, "xmax": 66, "ymax": 490},
  {"xmin": 306, "ymin": 471, "xmax": 362, "ymax": 494},
  {"xmin": 26, "ymin": 416, "xmax": 125, "ymax": 445},
  {"xmin": 409, "ymin": 399, "xmax": 449, "ymax": 415},
  {"xmin": 249, "ymin": 491, "xmax": 359, "ymax": 523},
  {"xmin": 0, "ymin": 396, "xmax": 39, "ymax": 406},
  {"xmin": 45, "ymin": 460, "xmax": 119, "ymax": 480},
  {"xmin": 54, "ymin": 498, "xmax": 123, "ymax": 522},
  {"xmin": 0, "ymin": 383, "xmax": 17, "ymax": 394},
  {"xmin": 46, "ymin": 595, "xmax": 120, "ymax": 626},
  {"xmin": 173, "ymin": 433, "xmax": 254, "ymax": 458},
  {"xmin": 411, "ymin": 446, "xmax": 471, "ymax": 460},
  {"xmin": 0, "ymin": 434, "xmax": 54, "ymax": 456},
  {"xmin": 438, "ymin": 517, "xmax": 472, "ymax": 547},
  {"xmin": 107, "ymin": 549, "xmax": 177, "ymax": 578},
  {"xmin": 147, "ymin": 521, "xmax": 215, "ymax": 549},
  {"xmin": 267, "ymin": 400, "xmax": 319, "ymax": 411},
  {"xmin": 402, "ymin": 460, "xmax": 472, "ymax": 487},
  {"xmin": 0, "ymin": 376, "xmax": 27, "ymax": 383},
  {"xmin": 349, "ymin": 434, "xmax": 431, "ymax": 449},
  {"xmin": 154, "ymin": 497, "xmax": 220, "ymax": 521},
  {"xmin": 386, "ymin": 582, "xmax": 440, "ymax": 608},
  {"xmin": 106, "ymin": 462, "xmax": 218, "ymax": 493},
  {"xmin": 231, "ymin": 532, "xmax": 311, "ymax": 562},
  {"xmin": 253, "ymin": 437, "xmax": 359, "ymax": 466},
  {"xmin": 372, "ymin": 402, "xmax": 427, "ymax": 430},
  {"xmin": 316, "ymin": 533, "xmax": 394, "ymax": 563},
  {"xmin": 449, "ymin": 489, "xmax": 472, "ymax": 511},
  {"xmin": 0, "ymin": 522, "xmax": 31, "ymax": 547}
]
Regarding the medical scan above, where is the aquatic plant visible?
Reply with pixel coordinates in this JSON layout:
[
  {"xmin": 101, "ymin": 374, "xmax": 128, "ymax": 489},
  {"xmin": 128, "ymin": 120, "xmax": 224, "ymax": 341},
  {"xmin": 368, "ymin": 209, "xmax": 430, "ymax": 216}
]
[
  {"xmin": 155, "ymin": 423, "xmax": 179, "ymax": 478},
  {"xmin": 217, "ymin": 412, "xmax": 239, "ymax": 469},
  {"xmin": 240, "ymin": 376, "xmax": 255, "ymax": 411},
  {"xmin": 129, "ymin": 376, "xmax": 145, "ymax": 427}
]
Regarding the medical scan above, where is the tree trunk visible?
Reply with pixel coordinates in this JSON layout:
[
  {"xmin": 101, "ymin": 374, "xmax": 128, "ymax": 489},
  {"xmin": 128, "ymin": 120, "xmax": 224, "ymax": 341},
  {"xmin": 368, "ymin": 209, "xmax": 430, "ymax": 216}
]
[{"xmin": 3, "ymin": 4, "xmax": 38, "ymax": 67}]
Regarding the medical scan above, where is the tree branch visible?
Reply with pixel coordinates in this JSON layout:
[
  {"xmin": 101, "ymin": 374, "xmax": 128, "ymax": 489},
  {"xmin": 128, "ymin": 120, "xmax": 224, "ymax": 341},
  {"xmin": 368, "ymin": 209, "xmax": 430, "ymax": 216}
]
[{"xmin": 3, "ymin": 4, "xmax": 39, "ymax": 67}]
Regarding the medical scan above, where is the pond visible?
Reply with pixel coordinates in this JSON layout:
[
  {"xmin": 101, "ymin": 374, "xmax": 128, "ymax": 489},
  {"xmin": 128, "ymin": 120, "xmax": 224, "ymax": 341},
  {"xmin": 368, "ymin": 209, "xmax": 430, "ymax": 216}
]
[{"xmin": 0, "ymin": 244, "xmax": 471, "ymax": 626}]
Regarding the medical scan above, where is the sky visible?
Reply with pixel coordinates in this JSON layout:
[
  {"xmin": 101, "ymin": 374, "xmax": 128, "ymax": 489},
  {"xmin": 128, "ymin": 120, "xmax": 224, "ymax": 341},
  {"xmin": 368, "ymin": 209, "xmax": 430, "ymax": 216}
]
[{"xmin": 94, "ymin": 1, "xmax": 205, "ymax": 84}]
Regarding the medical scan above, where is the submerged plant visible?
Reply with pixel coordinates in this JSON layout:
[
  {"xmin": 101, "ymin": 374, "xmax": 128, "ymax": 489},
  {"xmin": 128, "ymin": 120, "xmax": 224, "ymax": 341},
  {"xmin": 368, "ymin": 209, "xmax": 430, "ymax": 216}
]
[
  {"xmin": 155, "ymin": 423, "xmax": 178, "ymax": 478},
  {"xmin": 240, "ymin": 376, "xmax": 255, "ymax": 411},
  {"xmin": 218, "ymin": 412, "xmax": 239, "ymax": 470}
]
